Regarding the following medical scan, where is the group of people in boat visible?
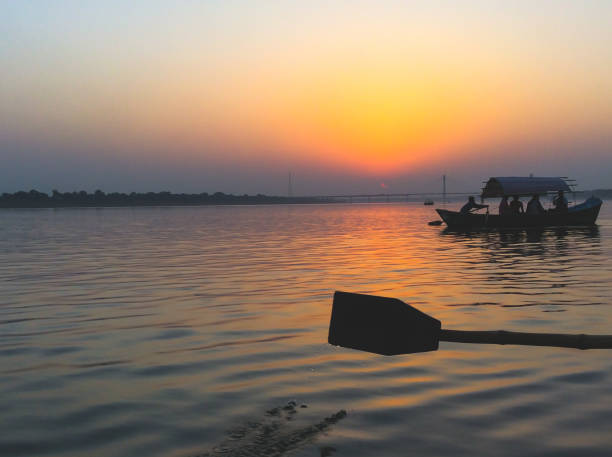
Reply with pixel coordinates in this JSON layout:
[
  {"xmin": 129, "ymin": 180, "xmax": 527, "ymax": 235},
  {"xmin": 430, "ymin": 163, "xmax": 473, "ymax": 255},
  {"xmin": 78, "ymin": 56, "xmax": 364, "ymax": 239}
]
[{"xmin": 460, "ymin": 190, "xmax": 569, "ymax": 216}]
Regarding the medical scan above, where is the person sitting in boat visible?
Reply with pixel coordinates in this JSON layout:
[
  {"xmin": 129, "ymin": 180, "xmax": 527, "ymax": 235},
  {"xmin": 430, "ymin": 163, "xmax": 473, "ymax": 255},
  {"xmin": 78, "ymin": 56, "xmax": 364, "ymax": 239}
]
[
  {"xmin": 552, "ymin": 190, "xmax": 568, "ymax": 212},
  {"xmin": 526, "ymin": 194, "xmax": 545, "ymax": 215},
  {"xmin": 499, "ymin": 196, "xmax": 510, "ymax": 215},
  {"xmin": 509, "ymin": 195, "xmax": 524, "ymax": 215},
  {"xmin": 460, "ymin": 196, "xmax": 488, "ymax": 214}
]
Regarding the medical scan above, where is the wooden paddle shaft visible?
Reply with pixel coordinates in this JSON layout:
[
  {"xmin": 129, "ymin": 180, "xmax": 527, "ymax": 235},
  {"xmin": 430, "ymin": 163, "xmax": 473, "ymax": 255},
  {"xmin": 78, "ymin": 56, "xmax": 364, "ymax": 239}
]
[{"xmin": 439, "ymin": 329, "xmax": 612, "ymax": 350}]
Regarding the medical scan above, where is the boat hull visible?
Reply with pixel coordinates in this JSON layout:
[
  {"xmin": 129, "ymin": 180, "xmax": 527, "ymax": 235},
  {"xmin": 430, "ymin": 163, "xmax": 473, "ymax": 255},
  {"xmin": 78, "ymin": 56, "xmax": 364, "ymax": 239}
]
[{"xmin": 436, "ymin": 198, "xmax": 602, "ymax": 229}]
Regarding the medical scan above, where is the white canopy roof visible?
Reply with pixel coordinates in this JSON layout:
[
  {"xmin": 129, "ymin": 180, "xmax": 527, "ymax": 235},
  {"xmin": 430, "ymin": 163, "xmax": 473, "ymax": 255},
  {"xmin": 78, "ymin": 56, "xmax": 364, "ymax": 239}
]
[{"xmin": 481, "ymin": 177, "xmax": 571, "ymax": 198}]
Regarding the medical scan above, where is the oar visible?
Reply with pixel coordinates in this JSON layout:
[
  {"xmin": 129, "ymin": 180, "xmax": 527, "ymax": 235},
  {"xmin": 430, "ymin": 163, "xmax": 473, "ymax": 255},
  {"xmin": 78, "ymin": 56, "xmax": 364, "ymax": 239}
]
[{"xmin": 328, "ymin": 291, "xmax": 612, "ymax": 355}]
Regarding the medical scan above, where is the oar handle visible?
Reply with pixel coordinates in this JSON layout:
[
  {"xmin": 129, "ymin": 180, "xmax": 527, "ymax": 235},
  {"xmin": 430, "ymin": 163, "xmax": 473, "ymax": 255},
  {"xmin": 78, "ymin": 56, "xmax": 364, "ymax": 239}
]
[{"xmin": 440, "ymin": 329, "xmax": 612, "ymax": 350}]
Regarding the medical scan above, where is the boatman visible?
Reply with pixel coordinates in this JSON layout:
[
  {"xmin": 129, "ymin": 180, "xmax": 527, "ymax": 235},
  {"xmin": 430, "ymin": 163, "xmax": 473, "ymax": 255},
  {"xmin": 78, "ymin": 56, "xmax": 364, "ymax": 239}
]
[
  {"xmin": 526, "ymin": 194, "xmax": 545, "ymax": 215},
  {"xmin": 553, "ymin": 190, "xmax": 568, "ymax": 212},
  {"xmin": 460, "ymin": 196, "xmax": 489, "ymax": 214},
  {"xmin": 509, "ymin": 195, "xmax": 524, "ymax": 215},
  {"xmin": 499, "ymin": 196, "xmax": 510, "ymax": 215}
]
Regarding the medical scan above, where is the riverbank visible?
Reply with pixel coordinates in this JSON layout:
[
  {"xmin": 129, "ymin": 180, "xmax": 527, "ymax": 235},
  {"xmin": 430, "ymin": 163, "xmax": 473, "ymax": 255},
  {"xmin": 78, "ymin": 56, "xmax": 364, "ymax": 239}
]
[{"xmin": 0, "ymin": 190, "xmax": 330, "ymax": 208}]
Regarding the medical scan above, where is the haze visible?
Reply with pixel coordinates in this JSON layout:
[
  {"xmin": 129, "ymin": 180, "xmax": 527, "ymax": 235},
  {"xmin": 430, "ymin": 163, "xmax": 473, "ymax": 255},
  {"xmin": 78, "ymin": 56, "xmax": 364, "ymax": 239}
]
[{"xmin": 2, "ymin": 1, "xmax": 611, "ymax": 195}]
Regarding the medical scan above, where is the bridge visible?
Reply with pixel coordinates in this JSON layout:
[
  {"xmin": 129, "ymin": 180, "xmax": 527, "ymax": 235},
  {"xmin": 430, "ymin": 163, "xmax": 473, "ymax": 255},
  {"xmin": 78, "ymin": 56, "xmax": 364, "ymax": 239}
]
[
  {"xmin": 310, "ymin": 191, "xmax": 476, "ymax": 203},
  {"xmin": 297, "ymin": 174, "xmax": 480, "ymax": 203}
]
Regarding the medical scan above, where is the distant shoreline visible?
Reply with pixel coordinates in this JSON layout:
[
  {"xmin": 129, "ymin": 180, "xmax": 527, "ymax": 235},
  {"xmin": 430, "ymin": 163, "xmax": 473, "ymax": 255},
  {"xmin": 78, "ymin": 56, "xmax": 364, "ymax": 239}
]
[
  {"xmin": 0, "ymin": 190, "xmax": 332, "ymax": 209},
  {"xmin": 1, "ymin": 189, "xmax": 610, "ymax": 209}
]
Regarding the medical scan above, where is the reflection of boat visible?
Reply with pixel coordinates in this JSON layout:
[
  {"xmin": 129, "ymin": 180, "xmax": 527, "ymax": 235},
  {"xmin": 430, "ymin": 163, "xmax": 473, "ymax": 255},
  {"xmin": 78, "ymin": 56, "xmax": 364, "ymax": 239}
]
[
  {"xmin": 436, "ymin": 177, "xmax": 603, "ymax": 229},
  {"xmin": 424, "ymin": 199, "xmax": 434, "ymax": 205}
]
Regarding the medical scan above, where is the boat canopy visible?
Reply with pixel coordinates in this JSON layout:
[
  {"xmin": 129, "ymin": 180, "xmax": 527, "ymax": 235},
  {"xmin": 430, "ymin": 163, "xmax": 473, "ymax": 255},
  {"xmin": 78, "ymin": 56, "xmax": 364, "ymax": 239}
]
[{"xmin": 481, "ymin": 177, "xmax": 571, "ymax": 198}]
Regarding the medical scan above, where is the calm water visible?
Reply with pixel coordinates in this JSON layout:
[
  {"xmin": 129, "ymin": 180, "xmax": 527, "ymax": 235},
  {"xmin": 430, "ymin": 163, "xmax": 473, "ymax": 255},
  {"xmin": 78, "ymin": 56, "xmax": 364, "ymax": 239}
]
[{"xmin": 1, "ymin": 203, "xmax": 612, "ymax": 457}]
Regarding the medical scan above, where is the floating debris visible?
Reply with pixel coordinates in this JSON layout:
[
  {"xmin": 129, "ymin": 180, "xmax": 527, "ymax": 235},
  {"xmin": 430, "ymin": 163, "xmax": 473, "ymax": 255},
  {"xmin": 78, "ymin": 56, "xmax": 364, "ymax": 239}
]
[
  {"xmin": 194, "ymin": 404, "xmax": 347, "ymax": 457},
  {"xmin": 282, "ymin": 400, "xmax": 297, "ymax": 411},
  {"xmin": 320, "ymin": 446, "xmax": 337, "ymax": 457},
  {"xmin": 266, "ymin": 407, "xmax": 281, "ymax": 416}
]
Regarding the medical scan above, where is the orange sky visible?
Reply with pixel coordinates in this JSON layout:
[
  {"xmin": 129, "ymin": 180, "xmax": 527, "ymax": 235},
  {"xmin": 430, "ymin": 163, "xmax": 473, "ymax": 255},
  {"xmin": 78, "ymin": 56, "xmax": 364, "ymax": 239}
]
[{"xmin": 1, "ymin": 2, "xmax": 611, "ymax": 193}]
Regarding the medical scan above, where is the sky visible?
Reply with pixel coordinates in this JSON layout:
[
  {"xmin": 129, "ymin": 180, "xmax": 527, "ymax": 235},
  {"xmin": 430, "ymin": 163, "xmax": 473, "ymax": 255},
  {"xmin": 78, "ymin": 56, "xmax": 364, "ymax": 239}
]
[{"xmin": 1, "ymin": 1, "xmax": 611, "ymax": 195}]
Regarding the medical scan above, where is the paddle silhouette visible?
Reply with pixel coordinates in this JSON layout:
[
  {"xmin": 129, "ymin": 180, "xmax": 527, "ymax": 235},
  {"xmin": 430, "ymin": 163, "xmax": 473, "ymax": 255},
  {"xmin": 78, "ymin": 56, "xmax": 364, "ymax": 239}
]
[{"xmin": 328, "ymin": 291, "xmax": 612, "ymax": 355}]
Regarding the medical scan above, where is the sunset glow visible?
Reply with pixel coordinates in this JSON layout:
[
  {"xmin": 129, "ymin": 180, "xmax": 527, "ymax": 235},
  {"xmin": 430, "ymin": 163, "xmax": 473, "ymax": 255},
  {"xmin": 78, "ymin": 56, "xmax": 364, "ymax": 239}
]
[{"xmin": 2, "ymin": 1, "xmax": 611, "ymax": 193}]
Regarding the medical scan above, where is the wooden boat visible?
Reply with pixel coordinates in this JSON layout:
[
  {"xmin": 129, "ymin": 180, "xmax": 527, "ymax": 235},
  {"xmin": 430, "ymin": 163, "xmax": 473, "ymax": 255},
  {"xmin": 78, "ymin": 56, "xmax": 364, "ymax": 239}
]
[{"xmin": 436, "ymin": 177, "xmax": 603, "ymax": 229}]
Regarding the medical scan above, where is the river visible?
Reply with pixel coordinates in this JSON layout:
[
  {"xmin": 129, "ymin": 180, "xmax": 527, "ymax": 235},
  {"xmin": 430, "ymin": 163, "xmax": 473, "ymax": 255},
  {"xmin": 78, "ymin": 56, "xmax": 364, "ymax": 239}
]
[{"xmin": 1, "ymin": 202, "xmax": 611, "ymax": 456}]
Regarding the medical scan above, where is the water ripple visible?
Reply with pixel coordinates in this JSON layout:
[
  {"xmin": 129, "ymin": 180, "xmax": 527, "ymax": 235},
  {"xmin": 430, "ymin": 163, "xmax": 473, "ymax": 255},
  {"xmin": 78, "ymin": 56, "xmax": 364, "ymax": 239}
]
[{"xmin": 1, "ymin": 204, "xmax": 611, "ymax": 457}]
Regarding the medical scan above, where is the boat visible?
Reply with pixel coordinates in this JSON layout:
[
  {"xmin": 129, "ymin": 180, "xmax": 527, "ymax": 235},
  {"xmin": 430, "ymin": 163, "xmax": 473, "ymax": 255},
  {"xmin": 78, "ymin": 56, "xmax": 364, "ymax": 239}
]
[
  {"xmin": 435, "ymin": 177, "xmax": 603, "ymax": 229},
  {"xmin": 424, "ymin": 199, "xmax": 434, "ymax": 205}
]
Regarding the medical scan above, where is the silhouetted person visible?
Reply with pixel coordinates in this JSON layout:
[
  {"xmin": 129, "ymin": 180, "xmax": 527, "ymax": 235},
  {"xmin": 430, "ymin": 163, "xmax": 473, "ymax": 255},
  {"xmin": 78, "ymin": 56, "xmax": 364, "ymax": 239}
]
[
  {"xmin": 499, "ymin": 196, "xmax": 510, "ymax": 215},
  {"xmin": 526, "ymin": 194, "xmax": 545, "ymax": 215},
  {"xmin": 553, "ymin": 190, "xmax": 568, "ymax": 212},
  {"xmin": 460, "ymin": 196, "xmax": 488, "ymax": 214},
  {"xmin": 509, "ymin": 195, "xmax": 524, "ymax": 215}
]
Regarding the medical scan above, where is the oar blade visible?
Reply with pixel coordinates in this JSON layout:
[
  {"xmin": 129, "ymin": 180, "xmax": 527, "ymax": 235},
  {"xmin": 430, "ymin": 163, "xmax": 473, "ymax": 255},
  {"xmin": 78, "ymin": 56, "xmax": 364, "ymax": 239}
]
[{"xmin": 328, "ymin": 291, "xmax": 441, "ymax": 355}]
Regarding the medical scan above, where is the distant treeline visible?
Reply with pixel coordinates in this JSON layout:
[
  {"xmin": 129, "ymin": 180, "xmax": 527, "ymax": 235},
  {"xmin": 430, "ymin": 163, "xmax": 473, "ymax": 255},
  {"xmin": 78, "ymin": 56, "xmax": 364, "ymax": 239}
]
[{"xmin": 0, "ymin": 189, "xmax": 329, "ymax": 208}]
